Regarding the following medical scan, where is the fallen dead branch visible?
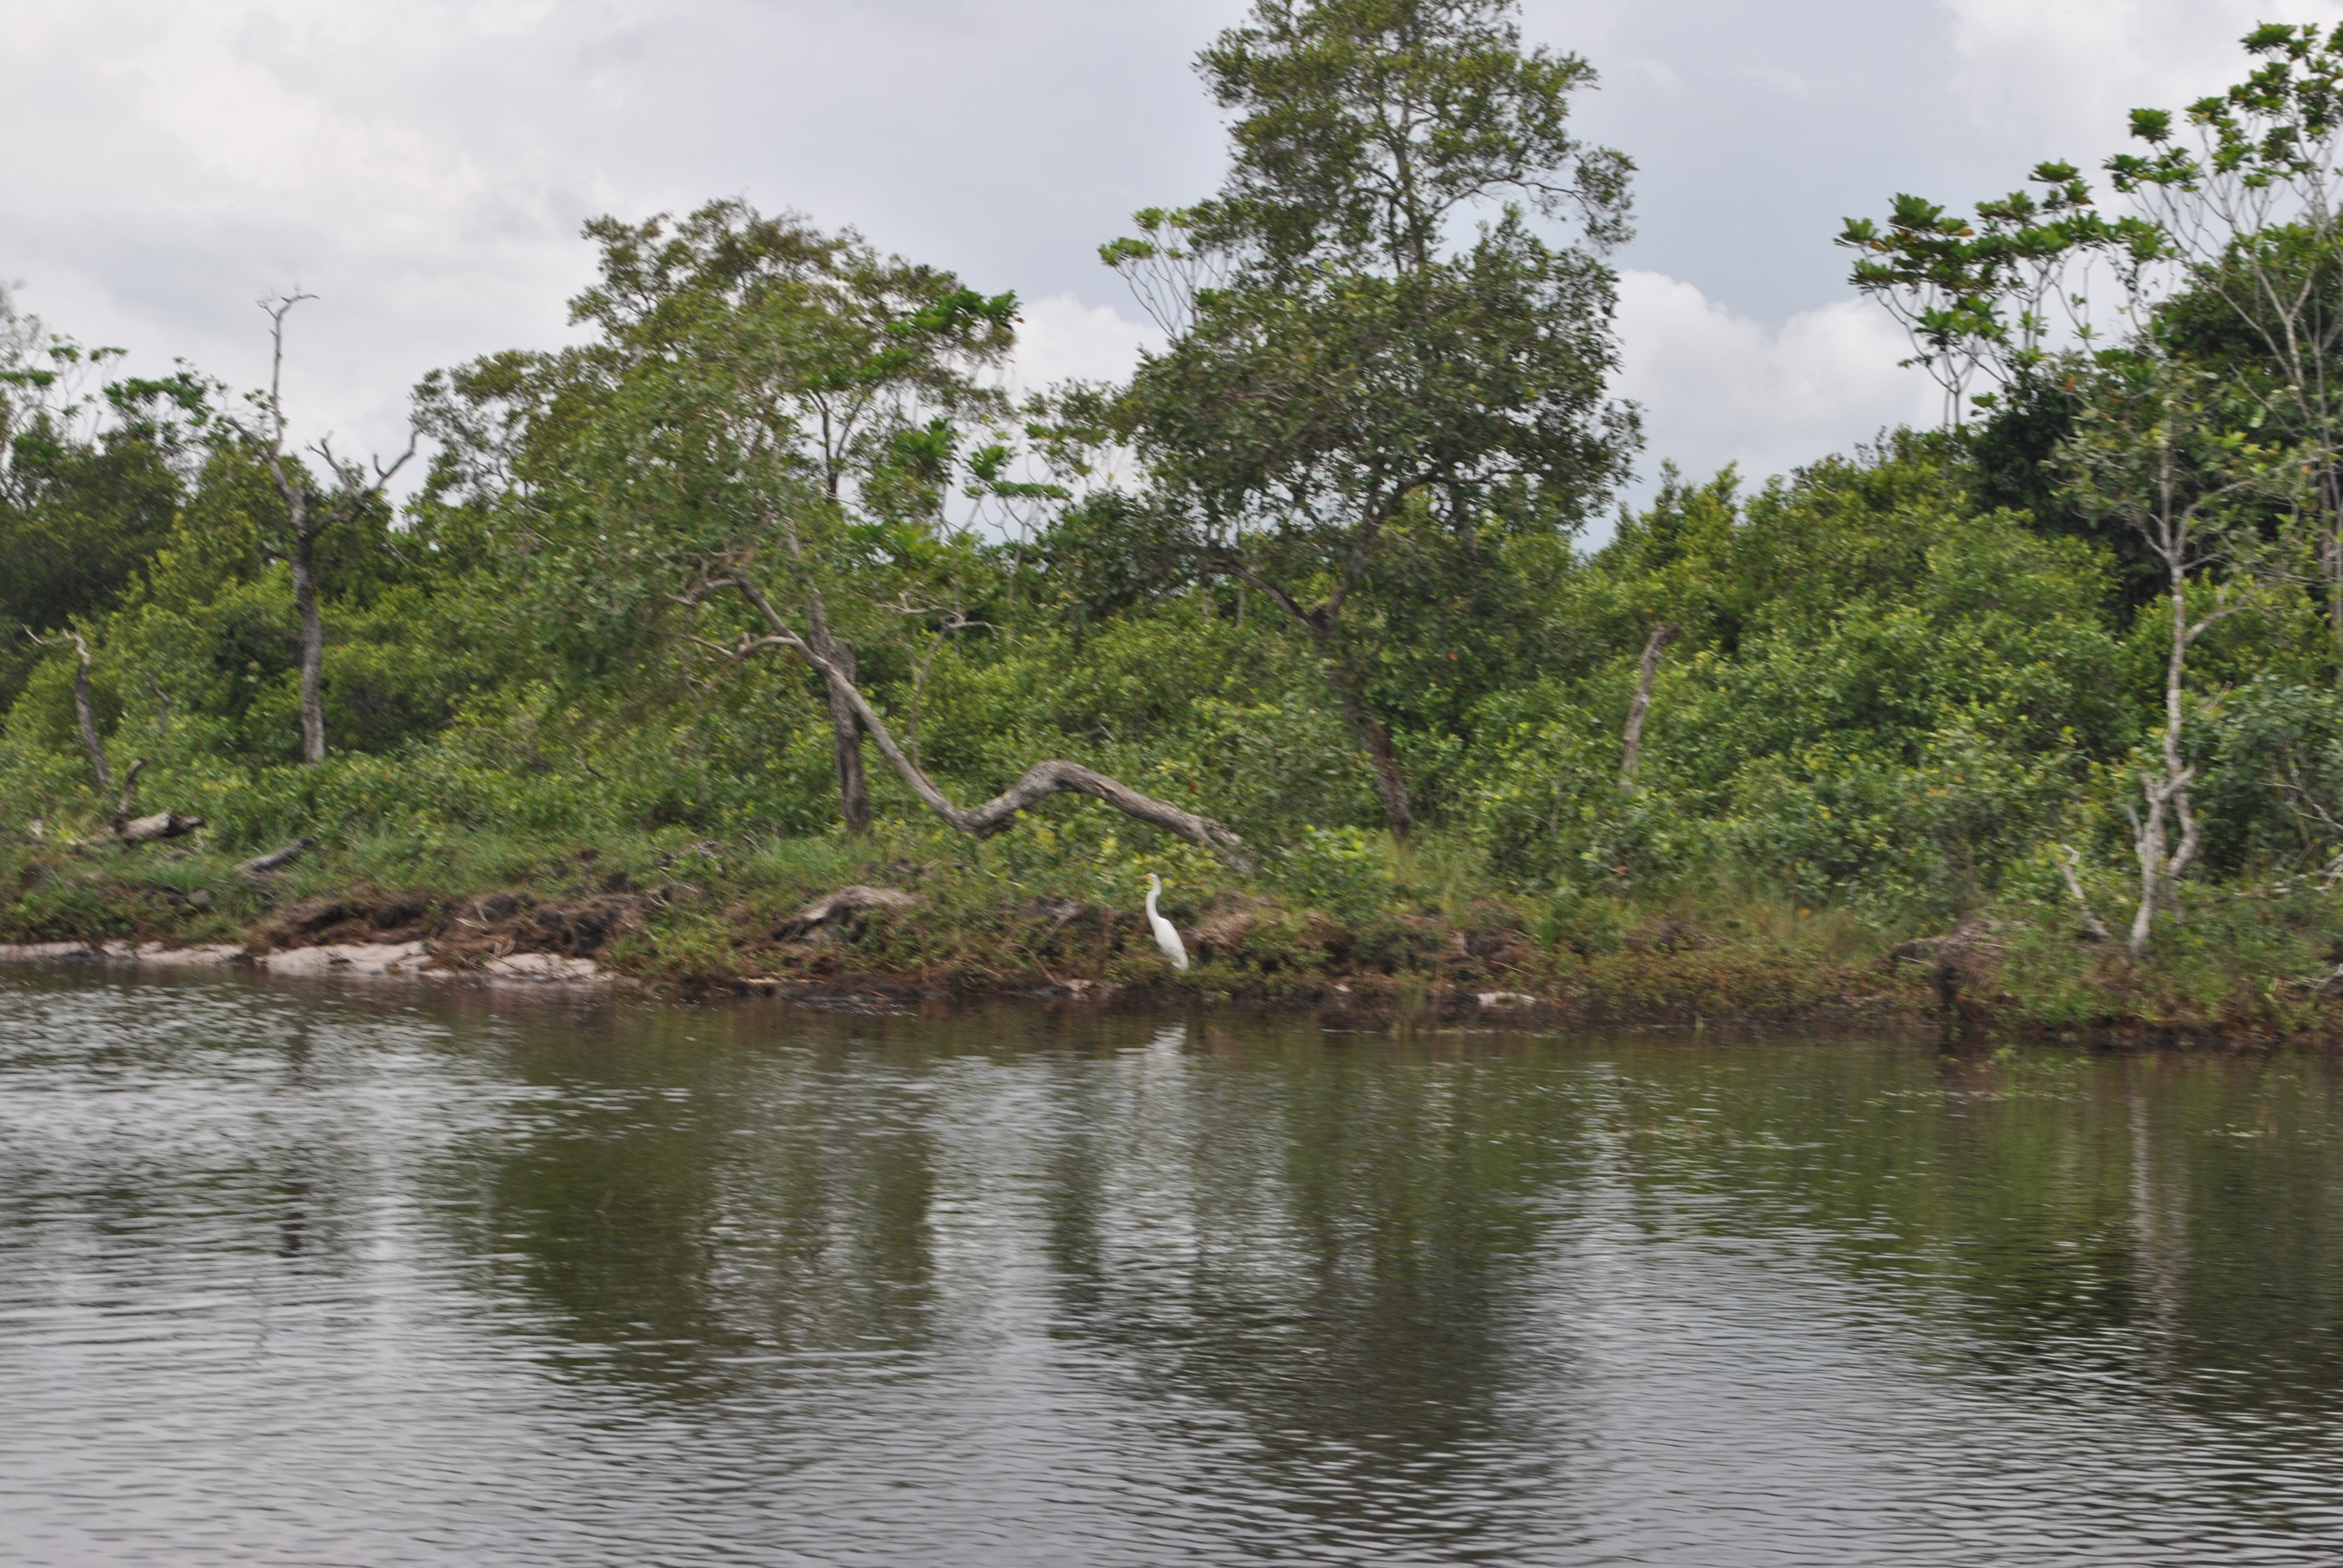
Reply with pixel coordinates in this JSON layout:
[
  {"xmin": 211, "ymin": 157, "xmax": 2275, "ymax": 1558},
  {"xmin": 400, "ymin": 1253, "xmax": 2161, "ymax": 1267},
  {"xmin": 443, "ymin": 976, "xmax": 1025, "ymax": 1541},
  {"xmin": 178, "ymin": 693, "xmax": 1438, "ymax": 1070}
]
[
  {"xmin": 235, "ymin": 837, "xmax": 317, "ymax": 877},
  {"xmin": 116, "ymin": 810, "xmax": 205, "ymax": 846},
  {"xmin": 777, "ymin": 884, "xmax": 923, "ymax": 942}
]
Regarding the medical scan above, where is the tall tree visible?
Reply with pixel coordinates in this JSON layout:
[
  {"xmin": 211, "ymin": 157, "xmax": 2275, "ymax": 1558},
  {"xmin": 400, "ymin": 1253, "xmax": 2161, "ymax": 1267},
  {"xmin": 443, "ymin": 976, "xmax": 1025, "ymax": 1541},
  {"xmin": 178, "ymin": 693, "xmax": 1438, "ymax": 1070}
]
[
  {"xmin": 1112, "ymin": 0, "xmax": 1637, "ymax": 835},
  {"xmin": 421, "ymin": 204, "xmax": 1252, "ymax": 864}
]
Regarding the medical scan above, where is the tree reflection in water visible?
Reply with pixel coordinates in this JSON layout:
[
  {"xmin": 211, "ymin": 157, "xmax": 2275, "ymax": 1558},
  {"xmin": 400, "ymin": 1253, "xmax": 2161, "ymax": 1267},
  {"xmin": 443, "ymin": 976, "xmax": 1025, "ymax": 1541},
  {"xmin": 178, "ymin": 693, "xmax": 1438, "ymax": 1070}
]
[{"xmin": 5, "ymin": 970, "xmax": 2342, "ymax": 1564}]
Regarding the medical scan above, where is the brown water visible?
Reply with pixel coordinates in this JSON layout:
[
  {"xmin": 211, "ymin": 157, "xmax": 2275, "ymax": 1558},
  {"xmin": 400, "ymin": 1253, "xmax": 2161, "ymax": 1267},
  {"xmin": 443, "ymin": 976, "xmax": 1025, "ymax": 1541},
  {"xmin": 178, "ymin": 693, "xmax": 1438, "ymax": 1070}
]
[{"xmin": 2, "ymin": 967, "xmax": 2340, "ymax": 1564}]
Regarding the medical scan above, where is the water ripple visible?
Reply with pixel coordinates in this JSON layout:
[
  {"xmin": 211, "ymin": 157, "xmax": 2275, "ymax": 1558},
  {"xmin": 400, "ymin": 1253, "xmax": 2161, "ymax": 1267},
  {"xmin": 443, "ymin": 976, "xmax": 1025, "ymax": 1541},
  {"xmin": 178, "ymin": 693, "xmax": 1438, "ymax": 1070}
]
[{"xmin": 1, "ymin": 971, "xmax": 2340, "ymax": 1563}]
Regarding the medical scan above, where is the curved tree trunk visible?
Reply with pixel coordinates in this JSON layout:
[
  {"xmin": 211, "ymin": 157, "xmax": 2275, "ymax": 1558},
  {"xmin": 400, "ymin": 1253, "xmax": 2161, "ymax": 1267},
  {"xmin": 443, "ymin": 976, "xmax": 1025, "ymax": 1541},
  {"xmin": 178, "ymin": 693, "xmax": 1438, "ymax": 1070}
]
[
  {"xmin": 1328, "ymin": 661, "xmax": 1412, "ymax": 838},
  {"xmin": 1218, "ymin": 545, "xmax": 1414, "ymax": 838},
  {"xmin": 773, "ymin": 507, "xmax": 871, "ymax": 837},
  {"xmin": 728, "ymin": 579, "xmax": 1251, "ymax": 870},
  {"xmin": 235, "ymin": 293, "xmax": 416, "ymax": 770}
]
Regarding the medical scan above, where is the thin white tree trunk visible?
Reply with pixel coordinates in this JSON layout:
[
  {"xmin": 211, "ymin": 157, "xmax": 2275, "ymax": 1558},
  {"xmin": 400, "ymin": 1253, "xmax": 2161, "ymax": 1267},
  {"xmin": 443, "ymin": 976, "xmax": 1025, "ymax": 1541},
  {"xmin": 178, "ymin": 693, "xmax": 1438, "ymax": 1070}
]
[
  {"xmin": 2131, "ymin": 560, "xmax": 2198, "ymax": 960},
  {"xmin": 1618, "ymin": 621, "xmax": 1677, "ymax": 795}
]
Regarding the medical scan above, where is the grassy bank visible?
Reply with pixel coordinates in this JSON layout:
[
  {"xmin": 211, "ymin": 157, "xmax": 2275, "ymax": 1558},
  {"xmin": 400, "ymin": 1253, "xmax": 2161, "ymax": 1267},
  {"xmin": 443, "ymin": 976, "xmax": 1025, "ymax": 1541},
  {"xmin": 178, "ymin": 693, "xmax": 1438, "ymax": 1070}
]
[{"xmin": 8, "ymin": 813, "xmax": 2342, "ymax": 1045}]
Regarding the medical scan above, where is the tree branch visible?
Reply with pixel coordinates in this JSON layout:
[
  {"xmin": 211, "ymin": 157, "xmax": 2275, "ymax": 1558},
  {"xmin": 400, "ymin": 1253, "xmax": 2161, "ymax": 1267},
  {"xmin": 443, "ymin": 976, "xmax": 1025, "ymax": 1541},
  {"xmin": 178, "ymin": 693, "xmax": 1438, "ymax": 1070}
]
[
  {"xmin": 721, "ymin": 575, "xmax": 1253, "ymax": 869},
  {"xmin": 111, "ymin": 757, "xmax": 146, "ymax": 834},
  {"xmin": 2051, "ymin": 844, "xmax": 2113, "ymax": 942}
]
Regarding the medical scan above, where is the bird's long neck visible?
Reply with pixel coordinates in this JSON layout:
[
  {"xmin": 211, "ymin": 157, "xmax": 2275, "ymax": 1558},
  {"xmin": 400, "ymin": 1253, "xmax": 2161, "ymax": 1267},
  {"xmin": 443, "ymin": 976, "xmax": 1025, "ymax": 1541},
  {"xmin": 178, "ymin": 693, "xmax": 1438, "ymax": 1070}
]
[{"xmin": 1145, "ymin": 884, "xmax": 1161, "ymax": 919}]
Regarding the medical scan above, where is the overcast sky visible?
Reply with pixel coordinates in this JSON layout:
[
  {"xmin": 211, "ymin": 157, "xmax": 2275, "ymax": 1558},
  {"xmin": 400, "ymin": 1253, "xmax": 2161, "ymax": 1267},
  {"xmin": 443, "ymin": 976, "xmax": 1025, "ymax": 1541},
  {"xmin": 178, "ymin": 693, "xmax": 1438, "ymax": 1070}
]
[{"xmin": 7, "ymin": 0, "xmax": 2339, "ymax": 517}]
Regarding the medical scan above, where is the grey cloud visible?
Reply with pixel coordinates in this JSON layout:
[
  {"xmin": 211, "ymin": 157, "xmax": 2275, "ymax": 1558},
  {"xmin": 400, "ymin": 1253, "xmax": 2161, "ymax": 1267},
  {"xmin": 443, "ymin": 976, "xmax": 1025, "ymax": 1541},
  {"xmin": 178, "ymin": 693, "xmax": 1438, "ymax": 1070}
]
[{"xmin": 0, "ymin": 0, "xmax": 2319, "ymax": 506}]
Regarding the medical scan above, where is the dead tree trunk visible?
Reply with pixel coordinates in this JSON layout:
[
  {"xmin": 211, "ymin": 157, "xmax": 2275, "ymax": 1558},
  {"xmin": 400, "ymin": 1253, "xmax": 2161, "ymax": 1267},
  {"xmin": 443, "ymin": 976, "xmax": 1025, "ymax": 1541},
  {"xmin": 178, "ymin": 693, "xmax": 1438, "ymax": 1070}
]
[
  {"xmin": 2127, "ymin": 587, "xmax": 2192, "ymax": 959},
  {"xmin": 724, "ymin": 578, "xmax": 1252, "ymax": 870},
  {"xmin": 1618, "ymin": 622, "xmax": 1678, "ymax": 795},
  {"xmin": 109, "ymin": 757, "xmax": 146, "ymax": 835},
  {"xmin": 51, "ymin": 633, "xmax": 111, "ymax": 797},
  {"xmin": 2108, "ymin": 399, "xmax": 2247, "ymax": 962},
  {"xmin": 2052, "ymin": 844, "xmax": 2112, "ymax": 942},
  {"xmin": 116, "ymin": 809, "xmax": 205, "ymax": 845},
  {"xmin": 288, "ymin": 520, "xmax": 327, "ymax": 765},
  {"xmin": 102, "ymin": 759, "xmax": 204, "ymax": 844},
  {"xmin": 25, "ymin": 636, "xmax": 206, "ymax": 844},
  {"xmin": 232, "ymin": 292, "xmax": 417, "ymax": 768},
  {"xmin": 236, "ymin": 837, "xmax": 315, "ymax": 876}
]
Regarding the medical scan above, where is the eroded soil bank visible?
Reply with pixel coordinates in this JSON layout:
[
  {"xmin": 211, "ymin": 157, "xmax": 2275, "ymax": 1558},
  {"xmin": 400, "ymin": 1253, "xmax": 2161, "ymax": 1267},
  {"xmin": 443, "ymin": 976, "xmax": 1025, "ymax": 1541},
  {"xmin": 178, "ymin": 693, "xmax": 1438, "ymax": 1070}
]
[
  {"xmin": 0, "ymin": 848, "xmax": 1927, "ymax": 1025},
  {"xmin": 2, "ymin": 849, "xmax": 2329, "ymax": 1046}
]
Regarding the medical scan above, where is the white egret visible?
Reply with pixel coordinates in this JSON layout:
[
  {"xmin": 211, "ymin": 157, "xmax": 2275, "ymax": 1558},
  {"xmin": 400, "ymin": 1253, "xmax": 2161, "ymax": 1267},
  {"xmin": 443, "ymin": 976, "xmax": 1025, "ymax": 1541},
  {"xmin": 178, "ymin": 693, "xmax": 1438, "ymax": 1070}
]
[{"xmin": 1144, "ymin": 873, "xmax": 1190, "ymax": 971}]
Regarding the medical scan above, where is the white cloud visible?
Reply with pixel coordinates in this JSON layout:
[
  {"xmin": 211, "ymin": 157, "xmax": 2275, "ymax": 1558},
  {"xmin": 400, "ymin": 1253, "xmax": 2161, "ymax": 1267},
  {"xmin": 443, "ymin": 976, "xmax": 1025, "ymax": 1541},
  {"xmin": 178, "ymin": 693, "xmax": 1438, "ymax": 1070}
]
[
  {"xmin": 1002, "ymin": 295, "xmax": 1162, "ymax": 399},
  {"xmin": 0, "ymin": 0, "xmax": 1242, "ymax": 482},
  {"xmin": 1940, "ymin": 0, "xmax": 2343, "ymax": 152},
  {"xmin": 1000, "ymin": 275, "xmax": 1930, "ymax": 521},
  {"xmin": 1612, "ymin": 270, "xmax": 1939, "ymax": 500},
  {"xmin": 2, "ymin": 1, "xmax": 615, "ymax": 471}
]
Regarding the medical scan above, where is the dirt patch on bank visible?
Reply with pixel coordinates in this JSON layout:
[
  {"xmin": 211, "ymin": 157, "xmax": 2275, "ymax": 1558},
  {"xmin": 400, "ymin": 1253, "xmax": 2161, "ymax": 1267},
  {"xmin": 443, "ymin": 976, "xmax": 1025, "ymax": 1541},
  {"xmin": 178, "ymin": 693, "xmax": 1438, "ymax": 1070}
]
[{"xmin": 249, "ymin": 886, "xmax": 639, "ymax": 970}]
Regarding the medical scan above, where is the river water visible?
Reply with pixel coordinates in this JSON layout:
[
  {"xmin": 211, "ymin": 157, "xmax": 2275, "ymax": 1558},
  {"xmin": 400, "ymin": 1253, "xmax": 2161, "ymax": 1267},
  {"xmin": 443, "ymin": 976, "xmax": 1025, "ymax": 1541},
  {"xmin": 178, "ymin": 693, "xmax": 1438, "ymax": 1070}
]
[{"xmin": 2, "ymin": 969, "xmax": 2341, "ymax": 1565}]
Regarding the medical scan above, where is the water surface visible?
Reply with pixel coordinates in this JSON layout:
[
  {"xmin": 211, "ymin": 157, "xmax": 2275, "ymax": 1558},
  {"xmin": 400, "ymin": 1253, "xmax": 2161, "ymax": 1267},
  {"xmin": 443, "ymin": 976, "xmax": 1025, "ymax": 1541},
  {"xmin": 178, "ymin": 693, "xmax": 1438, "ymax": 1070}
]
[{"xmin": 2, "ymin": 969, "xmax": 2340, "ymax": 1564}]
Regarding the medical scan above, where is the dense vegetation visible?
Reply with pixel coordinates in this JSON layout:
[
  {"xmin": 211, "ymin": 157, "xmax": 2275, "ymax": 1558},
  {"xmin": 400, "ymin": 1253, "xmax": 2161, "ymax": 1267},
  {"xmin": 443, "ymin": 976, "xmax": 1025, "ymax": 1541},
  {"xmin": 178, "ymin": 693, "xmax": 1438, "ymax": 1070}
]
[{"xmin": 11, "ymin": 5, "xmax": 2343, "ymax": 1036}]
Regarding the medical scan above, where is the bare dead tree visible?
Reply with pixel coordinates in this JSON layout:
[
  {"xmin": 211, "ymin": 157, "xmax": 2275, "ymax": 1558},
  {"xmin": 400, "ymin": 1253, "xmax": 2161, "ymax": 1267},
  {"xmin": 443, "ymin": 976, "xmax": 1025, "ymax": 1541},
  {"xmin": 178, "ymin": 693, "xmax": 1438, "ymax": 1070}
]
[
  {"xmin": 1617, "ymin": 622, "xmax": 1678, "ymax": 795},
  {"xmin": 692, "ymin": 571, "xmax": 1252, "ymax": 870},
  {"xmin": 226, "ymin": 293, "xmax": 419, "ymax": 765}
]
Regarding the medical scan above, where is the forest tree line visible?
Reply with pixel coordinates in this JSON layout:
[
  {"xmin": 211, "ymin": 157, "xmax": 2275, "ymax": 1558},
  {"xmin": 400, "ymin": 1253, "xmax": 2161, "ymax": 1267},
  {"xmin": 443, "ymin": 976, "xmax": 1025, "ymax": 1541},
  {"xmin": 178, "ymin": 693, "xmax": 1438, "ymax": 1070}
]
[{"xmin": 9, "ymin": 3, "xmax": 2343, "ymax": 985}]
